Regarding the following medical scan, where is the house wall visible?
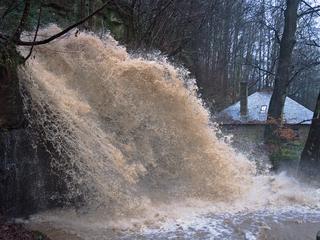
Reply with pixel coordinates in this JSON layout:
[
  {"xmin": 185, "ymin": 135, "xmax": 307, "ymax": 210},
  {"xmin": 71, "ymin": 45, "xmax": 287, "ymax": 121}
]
[{"xmin": 220, "ymin": 125, "xmax": 310, "ymax": 142}]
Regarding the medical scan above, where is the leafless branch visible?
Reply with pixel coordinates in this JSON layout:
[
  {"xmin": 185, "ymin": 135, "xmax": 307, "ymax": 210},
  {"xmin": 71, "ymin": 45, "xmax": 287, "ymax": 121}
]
[
  {"xmin": 0, "ymin": 33, "xmax": 8, "ymax": 41},
  {"xmin": 15, "ymin": 0, "xmax": 111, "ymax": 46},
  {"xmin": 263, "ymin": 23, "xmax": 281, "ymax": 44},
  {"xmin": 297, "ymin": 117, "xmax": 319, "ymax": 125},
  {"xmin": 24, "ymin": 1, "xmax": 43, "ymax": 62},
  {"xmin": 305, "ymin": 40, "xmax": 320, "ymax": 48},
  {"xmin": 243, "ymin": 62, "xmax": 276, "ymax": 76},
  {"xmin": 13, "ymin": 0, "xmax": 31, "ymax": 40},
  {"xmin": 288, "ymin": 60, "xmax": 320, "ymax": 85},
  {"xmin": 299, "ymin": 0, "xmax": 320, "ymax": 17}
]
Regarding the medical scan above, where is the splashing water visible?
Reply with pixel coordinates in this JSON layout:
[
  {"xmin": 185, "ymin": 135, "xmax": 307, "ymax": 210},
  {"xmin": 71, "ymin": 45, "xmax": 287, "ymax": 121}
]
[{"xmin": 18, "ymin": 26, "xmax": 320, "ymax": 239}]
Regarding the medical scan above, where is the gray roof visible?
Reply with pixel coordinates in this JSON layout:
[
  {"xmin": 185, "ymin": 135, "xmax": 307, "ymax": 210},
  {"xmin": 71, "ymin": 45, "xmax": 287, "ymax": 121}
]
[{"xmin": 216, "ymin": 91, "xmax": 313, "ymax": 125}]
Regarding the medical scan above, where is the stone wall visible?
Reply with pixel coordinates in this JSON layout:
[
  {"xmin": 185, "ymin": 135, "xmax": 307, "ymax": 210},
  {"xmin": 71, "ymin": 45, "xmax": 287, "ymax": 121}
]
[{"xmin": 0, "ymin": 58, "xmax": 64, "ymax": 217}]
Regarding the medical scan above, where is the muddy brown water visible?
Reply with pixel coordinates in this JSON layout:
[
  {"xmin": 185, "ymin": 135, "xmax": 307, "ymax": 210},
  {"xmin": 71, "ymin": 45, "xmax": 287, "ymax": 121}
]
[{"xmin": 23, "ymin": 205, "xmax": 320, "ymax": 240}]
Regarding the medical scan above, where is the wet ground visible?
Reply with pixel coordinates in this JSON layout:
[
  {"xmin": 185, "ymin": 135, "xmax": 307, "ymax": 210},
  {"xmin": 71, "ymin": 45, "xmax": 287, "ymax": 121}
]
[
  {"xmin": 22, "ymin": 172, "xmax": 320, "ymax": 240},
  {"xmin": 0, "ymin": 221, "xmax": 51, "ymax": 240},
  {"xmin": 25, "ymin": 206, "xmax": 320, "ymax": 240}
]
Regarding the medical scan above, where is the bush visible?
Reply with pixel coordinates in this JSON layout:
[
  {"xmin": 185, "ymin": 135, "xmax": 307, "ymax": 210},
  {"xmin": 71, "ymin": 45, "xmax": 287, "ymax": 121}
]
[{"xmin": 270, "ymin": 141, "xmax": 304, "ymax": 170}]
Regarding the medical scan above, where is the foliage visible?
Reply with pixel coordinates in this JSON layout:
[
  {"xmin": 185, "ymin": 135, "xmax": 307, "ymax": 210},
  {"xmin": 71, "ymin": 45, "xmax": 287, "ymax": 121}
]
[
  {"xmin": 269, "ymin": 140, "xmax": 304, "ymax": 170},
  {"xmin": 0, "ymin": 43, "xmax": 23, "ymax": 70}
]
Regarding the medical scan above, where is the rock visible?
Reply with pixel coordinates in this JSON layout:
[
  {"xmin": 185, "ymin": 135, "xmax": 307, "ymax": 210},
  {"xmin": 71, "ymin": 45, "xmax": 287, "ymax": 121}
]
[
  {"xmin": 0, "ymin": 221, "xmax": 51, "ymax": 240},
  {"xmin": 0, "ymin": 47, "xmax": 24, "ymax": 129}
]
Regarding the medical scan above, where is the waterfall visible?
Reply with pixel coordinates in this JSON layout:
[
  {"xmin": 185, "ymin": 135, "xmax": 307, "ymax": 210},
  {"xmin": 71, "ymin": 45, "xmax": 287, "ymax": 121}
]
[{"xmin": 18, "ymin": 26, "xmax": 254, "ymax": 215}]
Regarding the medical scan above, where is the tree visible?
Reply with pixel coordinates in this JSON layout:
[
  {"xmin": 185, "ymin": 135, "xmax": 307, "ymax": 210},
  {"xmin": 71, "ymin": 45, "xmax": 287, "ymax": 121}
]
[
  {"xmin": 264, "ymin": 0, "xmax": 300, "ymax": 142},
  {"xmin": 0, "ymin": 0, "xmax": 111, "ymax": 129},
  {"xmin": 299, "ymin": 90, "xmax": 320, "ymax": 179}
]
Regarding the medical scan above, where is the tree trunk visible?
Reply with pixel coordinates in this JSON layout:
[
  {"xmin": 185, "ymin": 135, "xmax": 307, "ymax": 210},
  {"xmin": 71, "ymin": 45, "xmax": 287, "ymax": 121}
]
[
  {"xmin": 78, "ymin": 0, "xmax": 86, "ymax": 29},
  {"xmin": 264, "ymin": 0, "xmax": 300, "ymax": 142},
  {"xmin": 88, "ymin": 0, "xmax": 96, "ymax": 30},
  {"xmin": 298, "ymin": 91, "xmax": 320, "ymax": 179},
  {"xmin": 0, "ymin": 44, "xmax": 24, "ymax": 129}
]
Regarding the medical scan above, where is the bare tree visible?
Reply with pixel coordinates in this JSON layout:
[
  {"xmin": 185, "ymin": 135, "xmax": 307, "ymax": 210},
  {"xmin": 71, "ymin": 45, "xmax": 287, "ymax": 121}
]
[
  {"xmin": 299, "ymin": 90, "xmax": 320, "ymax": 179},
  {"xmin": 264, "ymin": 0, "xmax": 300, "ymax": 141}
]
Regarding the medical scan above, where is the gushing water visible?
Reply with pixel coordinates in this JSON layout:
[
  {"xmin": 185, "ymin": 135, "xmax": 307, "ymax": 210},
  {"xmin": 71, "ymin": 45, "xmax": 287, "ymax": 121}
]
[{"xmin": 18, "ymin": 26, "xmax": 320, "ymax": 239}]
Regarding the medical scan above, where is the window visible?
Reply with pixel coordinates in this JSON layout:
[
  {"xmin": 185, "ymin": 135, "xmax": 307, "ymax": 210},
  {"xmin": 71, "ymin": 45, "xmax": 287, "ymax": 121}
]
[{"xmin": 260, "ymin": 105, "xmax": 267, "ymax": 113}]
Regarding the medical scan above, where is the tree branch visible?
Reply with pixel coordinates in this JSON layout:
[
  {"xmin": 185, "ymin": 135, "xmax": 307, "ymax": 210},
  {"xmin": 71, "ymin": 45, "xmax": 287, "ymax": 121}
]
[
  {"xmin": 297, "ymin": 117, "xmax": 319, "ymax": 125},
  {"xmin": 243, "ymin": 62, "xmax": 276, "ymax": 76},
  {"xmin": 263, "ymin": 23, "xmax": 281, "ymax": 44},
  {"xmin": 299, "ymin": 0, "xmax": 320, "ymax": 17},
  {"xmin": 13, "ymin": 0, "xmax": 31, "ymax": 40},
  {"xmin": 0, "ymin": 33, "xmax": 8, "ymax": 41},
  {"xmin": 304, "ymin": 40, "xmax": 320, "ymax": 48},
  {"xmin": 24, "ymin": 1, "xmax": 43, "ymax": 62},
  {"xmin": 287, "ymin": 61, "xmax": 320, "ymax": 85},
  {"xmin": 15, "ymin": 0, "xmax": 111, "ymax": 46}
]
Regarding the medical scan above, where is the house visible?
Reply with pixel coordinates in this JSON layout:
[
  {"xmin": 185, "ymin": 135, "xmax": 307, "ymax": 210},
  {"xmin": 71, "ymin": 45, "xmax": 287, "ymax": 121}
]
[
  {"xmin": 215, "ymin": 82, "xmax": 314, "ymax": 168},
  {"xmin": 216, "ymin": 83, "xmax": 313, "ymax": 126}
]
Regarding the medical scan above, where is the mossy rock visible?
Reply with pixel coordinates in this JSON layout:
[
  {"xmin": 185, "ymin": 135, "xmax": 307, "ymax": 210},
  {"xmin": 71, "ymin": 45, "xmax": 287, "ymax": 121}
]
[{"xmin": 32, "ymin": 230, "xmax": 50, "ymax": 240}]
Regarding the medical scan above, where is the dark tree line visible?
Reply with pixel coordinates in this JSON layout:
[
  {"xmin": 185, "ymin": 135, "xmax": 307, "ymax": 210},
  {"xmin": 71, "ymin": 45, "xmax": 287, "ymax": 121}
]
[
  {"xmin": 2, "ymin": 0, "xmax": 318, "ymax": 110},
  {"xmin": 113, "ymin": 0, "xmax": 320, "ymax": 112}
]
